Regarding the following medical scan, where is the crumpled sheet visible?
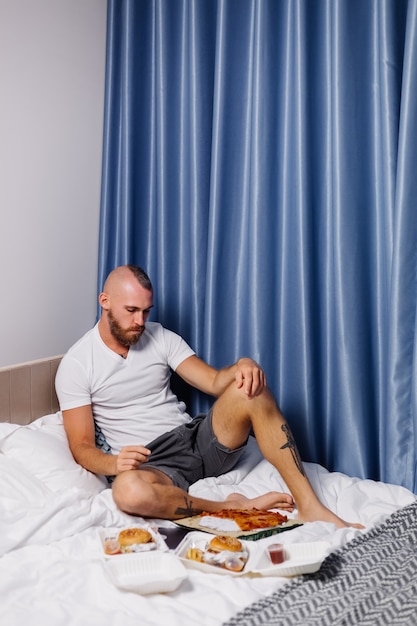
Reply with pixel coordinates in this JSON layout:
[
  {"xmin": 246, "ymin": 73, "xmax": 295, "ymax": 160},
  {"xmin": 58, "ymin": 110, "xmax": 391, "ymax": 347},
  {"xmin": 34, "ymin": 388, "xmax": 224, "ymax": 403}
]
[{"xmin": 1, "ymin": 434, "xmax": 414, "ymax": 626}]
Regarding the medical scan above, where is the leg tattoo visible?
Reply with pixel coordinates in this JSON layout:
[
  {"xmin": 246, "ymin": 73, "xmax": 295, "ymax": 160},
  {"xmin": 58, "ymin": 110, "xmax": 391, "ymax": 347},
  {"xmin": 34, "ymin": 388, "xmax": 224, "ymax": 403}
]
[
  {"xmin": 175, "ymin": 496, "xmax": 202, "ymax": 517},
  {"xmin": 280, "ymin": 424, "xmax": 306, "ymax": 476}
]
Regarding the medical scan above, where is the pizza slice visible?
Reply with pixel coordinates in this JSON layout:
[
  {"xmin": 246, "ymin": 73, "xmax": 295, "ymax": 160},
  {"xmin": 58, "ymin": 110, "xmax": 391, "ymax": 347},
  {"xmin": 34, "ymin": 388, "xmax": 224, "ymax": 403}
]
[{"xmin": 200, "ymin": 508, "xmax": 288, "ymax": 531}]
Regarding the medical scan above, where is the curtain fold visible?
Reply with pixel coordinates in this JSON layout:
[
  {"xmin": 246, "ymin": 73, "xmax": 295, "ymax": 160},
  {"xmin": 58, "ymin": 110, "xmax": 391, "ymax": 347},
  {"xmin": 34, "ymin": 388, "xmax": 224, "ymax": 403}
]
[
  {"xmin": 384, "ymin": 0, "xmax": 417, "ymax": 491},
  {"xmin": 98, "ymin": 0, "xmax": 417, "ymax": 492}
]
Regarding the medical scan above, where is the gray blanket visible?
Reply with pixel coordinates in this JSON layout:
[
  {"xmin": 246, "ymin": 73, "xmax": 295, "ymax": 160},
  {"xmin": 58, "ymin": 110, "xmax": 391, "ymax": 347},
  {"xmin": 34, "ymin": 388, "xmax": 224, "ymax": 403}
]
[{"xmin": 224, "ymin": 499, "xmax": 417, "ymax": 626}]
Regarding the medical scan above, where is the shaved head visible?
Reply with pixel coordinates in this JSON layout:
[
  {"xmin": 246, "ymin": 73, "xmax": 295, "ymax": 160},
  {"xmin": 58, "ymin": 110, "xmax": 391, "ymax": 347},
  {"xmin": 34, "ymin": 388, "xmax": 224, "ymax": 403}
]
[{"xmin": 103, "ymin": 265, "xmax": 153, "ymax": 295}]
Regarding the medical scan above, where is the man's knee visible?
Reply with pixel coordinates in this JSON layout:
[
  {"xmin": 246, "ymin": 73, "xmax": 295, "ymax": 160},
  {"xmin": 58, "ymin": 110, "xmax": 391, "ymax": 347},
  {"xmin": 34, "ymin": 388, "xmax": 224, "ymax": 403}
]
[
  {"xmin": 112, "ymin": 469, "xmax": 168, "ymax": 515},
  {"xmin": 217, "ymin": 380, "xmax": 255, "ymax": 408},
  {"xmin": 112, "ymin": 470, "xmax": 138, "ymax": 512},
  {"xmin": 217, "ymin": 381, "xmax": 275, "ymax": 415}
]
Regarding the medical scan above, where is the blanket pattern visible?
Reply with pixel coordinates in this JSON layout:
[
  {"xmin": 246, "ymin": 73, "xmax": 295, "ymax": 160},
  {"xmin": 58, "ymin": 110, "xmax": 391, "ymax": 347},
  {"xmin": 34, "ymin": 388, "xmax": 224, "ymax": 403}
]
[{"xmin": 225, "ymin": 499, "xmax": 417, "ymax": 626}]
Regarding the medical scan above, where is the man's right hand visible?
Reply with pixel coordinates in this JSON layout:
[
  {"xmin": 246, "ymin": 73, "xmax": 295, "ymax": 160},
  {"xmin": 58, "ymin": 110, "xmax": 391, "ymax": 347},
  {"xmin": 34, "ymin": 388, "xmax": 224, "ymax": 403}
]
[
  {"xmin": 116, "ymin": 445, "xmax": 151, "ymax": 473},
  {"xmin": 62, "ymin": 406, "xmax": 152, "ymax": 477}
]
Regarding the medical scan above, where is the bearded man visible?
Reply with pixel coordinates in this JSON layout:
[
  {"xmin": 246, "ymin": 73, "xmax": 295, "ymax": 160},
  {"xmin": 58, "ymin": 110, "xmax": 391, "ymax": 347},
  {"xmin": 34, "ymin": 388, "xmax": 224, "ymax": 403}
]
[{"xmin": 56, "ymin": 265, "xmax": 361, "ymax": 528}]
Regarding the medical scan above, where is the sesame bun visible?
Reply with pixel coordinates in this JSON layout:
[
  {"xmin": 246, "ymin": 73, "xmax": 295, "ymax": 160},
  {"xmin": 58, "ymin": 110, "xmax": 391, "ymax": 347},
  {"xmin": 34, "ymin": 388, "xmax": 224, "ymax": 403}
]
[
  {"xmin": 208, "ymin": 535, "xmax": 243, "ymax": 553},
  {"xmin": 118, "ymin": 528, "xmax": 154, "ymax": 548}
]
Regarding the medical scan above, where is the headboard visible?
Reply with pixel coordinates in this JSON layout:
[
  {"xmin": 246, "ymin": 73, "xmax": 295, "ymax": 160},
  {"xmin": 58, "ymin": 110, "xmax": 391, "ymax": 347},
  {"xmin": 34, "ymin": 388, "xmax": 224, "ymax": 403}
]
[{"xmin": 0, "ymin": 356, "xmax": 62, "ymax": 425}]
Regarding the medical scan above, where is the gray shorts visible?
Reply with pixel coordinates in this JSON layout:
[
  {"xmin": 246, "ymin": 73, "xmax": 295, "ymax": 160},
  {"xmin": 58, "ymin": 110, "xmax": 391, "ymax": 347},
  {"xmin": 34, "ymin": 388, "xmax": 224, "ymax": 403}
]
[{"xmin": 144, "ymin": 409, "xmax": 247, "ymax": 491}]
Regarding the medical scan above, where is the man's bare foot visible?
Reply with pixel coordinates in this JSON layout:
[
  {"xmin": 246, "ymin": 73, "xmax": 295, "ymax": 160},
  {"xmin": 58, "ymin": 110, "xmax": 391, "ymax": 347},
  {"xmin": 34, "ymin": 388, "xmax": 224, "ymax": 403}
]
[
  {"xmin": 224, "ymin": 491, "xmax": 295, "ymax": 512},
  {"xmin": 297, "ymin": 502, "xmax": 365, "ymax": 529}
]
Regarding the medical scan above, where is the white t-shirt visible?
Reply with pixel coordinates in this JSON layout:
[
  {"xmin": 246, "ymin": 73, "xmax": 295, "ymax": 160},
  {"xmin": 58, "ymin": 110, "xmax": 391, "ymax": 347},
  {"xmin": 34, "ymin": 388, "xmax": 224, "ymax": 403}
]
[{"xmin": 55, "ymin": 322, "xmax": 195, "ymax": 452}]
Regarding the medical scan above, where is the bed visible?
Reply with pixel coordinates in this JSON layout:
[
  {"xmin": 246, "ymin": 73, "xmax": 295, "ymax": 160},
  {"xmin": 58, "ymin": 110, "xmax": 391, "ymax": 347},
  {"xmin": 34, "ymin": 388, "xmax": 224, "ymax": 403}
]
[{"xmin": 1, "ymin": 357, "xmax": 416, "ymax": 626}]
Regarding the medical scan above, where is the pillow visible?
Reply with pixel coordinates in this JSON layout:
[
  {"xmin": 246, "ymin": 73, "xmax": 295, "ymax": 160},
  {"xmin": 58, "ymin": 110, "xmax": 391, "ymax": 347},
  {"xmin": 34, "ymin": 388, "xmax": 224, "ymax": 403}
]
[
  {"xmin": 0, "ymin": 412, "xmax": 107, "ymax": 495},
  {"xmin": 0, "ymin": 423, "xmax": 19, "ymax": 438}
]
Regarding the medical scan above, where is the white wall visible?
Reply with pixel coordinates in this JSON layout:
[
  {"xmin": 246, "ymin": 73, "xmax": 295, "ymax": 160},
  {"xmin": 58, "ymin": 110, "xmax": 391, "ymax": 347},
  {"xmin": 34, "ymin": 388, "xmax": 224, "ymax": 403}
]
[{"xmin": 0, "ymin": 0, "xmax": 107, "ymax": 367}]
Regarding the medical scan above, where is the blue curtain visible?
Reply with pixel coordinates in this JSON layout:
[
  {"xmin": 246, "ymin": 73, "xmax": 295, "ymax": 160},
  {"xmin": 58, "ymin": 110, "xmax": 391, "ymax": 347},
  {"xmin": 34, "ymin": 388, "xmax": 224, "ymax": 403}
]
[{"xmin": 98, "ymin": 0, "xmax": 417, "ymax": 493}]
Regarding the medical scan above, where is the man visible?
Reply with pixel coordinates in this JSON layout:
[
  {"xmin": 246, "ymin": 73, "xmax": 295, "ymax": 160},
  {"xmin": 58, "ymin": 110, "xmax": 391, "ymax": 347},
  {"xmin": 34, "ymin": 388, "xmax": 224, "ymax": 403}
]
[{"xmin": 56, "ymin": 265, "xmax": 359, "ymax": 528}]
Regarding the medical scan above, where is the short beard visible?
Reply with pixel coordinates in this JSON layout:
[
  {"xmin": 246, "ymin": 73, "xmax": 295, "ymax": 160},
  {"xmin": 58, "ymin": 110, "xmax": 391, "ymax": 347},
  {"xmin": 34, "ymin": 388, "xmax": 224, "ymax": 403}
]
[{"xmin": 107, "ymin": 309, "xmax": 143, "ymax": 348}]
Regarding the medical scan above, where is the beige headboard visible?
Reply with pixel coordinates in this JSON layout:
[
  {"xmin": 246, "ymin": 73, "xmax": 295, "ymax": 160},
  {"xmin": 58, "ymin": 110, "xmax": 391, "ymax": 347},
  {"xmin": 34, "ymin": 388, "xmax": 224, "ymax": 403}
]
[{"xmin": 0, "ymin": 356, "xmax": 62, "ymax": 425}]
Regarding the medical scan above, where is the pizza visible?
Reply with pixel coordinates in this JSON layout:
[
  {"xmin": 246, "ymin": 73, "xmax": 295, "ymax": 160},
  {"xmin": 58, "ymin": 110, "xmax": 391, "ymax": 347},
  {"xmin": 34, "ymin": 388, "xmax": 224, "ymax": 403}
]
[{"xmin": 200, "ymin": 508, "xmax": 287, "ymax": 531}]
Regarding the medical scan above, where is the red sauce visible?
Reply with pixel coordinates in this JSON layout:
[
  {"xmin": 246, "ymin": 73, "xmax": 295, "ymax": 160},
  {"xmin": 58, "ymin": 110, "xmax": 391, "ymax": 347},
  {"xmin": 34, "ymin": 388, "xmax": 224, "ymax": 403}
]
[{"xmin": 268, "ymin": 543, "xmax": 285, "ymax": 564}]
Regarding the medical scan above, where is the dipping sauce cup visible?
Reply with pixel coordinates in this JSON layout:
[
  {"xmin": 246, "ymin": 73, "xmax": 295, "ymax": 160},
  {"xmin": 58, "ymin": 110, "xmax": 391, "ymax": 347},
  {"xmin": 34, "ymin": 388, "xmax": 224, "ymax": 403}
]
[{"xmin": 267, "ymin": 543, "xmax": 286, "ymax": 564}]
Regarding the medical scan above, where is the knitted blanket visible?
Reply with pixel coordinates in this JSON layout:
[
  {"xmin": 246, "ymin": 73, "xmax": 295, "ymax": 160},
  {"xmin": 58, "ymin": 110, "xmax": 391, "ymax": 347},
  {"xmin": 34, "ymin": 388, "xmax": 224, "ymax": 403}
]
[{"xmin": 224, "ymin": 500, "xmax": 417, "ymax": 626}]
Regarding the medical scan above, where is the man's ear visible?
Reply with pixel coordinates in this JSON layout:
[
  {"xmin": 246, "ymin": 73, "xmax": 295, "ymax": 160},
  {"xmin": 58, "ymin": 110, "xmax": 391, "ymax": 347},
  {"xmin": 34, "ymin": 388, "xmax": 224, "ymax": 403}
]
[{"xmin": 99, "ymin": 292, "xmax": 110, "ymax": 310}]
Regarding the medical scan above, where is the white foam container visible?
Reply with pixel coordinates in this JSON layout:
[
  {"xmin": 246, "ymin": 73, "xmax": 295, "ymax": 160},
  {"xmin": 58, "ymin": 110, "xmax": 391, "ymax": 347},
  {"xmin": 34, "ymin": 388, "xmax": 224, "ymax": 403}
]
[
  {"xmin": 251, "ymin": 541, "xmax": 331, "ymax": 577},
  {"xmin": 175, "ymin": 531, "xmax": 254, "ymax": 576},
  {"xmin": 98, "ymin": 525, "xmax": 168, "ymax": 557},
  {"xmin": 176, "ymin": 532, "xmax": 330, "ymax": 578},
  {"xmin": 103, "ymin": 551, "xmax": 188, "ymax": 594}
]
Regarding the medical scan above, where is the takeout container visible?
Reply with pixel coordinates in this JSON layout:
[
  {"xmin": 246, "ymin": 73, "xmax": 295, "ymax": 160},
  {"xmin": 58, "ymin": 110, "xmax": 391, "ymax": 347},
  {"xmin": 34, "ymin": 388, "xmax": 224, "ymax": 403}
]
[
  {"xmin": 98, "ymin": 525, "xmax": 168, "ymax": 557},
  {"xmin": 175, "ymin": 515, "xmax": 302, "ymax": 541},
  {"xmin": 251, "ymin": 540, "xmax": 331, "ymax": 577},
  {"xmin": 175, "ymin": 531, "xmax": 254, "ymax": 576},
  {"xmin": 175, "ymin": 531, "xmax": 330, "ymax": 578},
  {"xmin": 103, "ymin": 551, "xmax": 188, "ymax": 594}
]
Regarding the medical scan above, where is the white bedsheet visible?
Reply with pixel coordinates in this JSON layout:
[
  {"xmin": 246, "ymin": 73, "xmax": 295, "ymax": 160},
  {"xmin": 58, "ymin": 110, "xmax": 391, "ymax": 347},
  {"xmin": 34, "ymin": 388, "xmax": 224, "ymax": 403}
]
[{"xmin": 1, "ymin": 414, "xmax": 415, "ymax": 626}]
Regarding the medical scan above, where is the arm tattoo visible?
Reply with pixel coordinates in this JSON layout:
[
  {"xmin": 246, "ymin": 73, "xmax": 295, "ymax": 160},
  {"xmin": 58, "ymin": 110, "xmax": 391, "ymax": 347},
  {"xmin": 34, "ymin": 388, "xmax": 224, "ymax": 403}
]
[
  {"xmin": 280, "ymin": 423, "xmax": 306, "ymax": 477},
  {"xmin": 175, "ymin": 496, "xmax": 202, "ymax": 517}
]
